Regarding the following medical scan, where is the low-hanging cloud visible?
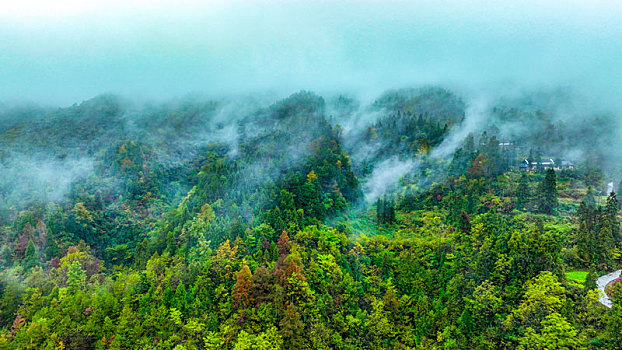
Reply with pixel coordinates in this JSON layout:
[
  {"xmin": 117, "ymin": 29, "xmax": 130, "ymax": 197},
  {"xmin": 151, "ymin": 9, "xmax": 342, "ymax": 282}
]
[
  {"xmin": 364, "ymin": 157, "xmax": 418, "ymax": 203},
  {"xmin": 1, "ymin": 1, "xmax": 621, "ymax": 108},
  {"xmin": 0, "ymin": 155, "xmax": 94, "ymax": 211}
]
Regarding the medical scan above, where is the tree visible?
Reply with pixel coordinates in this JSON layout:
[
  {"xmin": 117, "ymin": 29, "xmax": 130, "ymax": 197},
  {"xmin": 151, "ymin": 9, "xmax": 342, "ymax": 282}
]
[
  {"xmin": 277, "ymin": 231, "xmax": 290, "ymax": 257},
  {"xmin": 45, "ymin": 238, "xmax": 60, "ymax": 260},
  {"xmin": 232, "ymin": 265, "xmax": 253, "ymax": 309},
  {"xmin": 583, "ymin": 186, "xmax": 596, "ymax": 209},
  {"xmin": 280, "ymin": 304, "xmax": 304, "ymax": 348},
  {"xmin": 533, "ymin": 148, "xmax": 543, "ymax": 172},
  {"xmin": 584, "ymin": 269, "xmax": 598, "ymax": 290},
  {"xmin": 173, "ymin": 282, "xmax": 188, "ymax": 314},
  {"xmin": 467, "ymin": 154, "xmax": 487, "ymax": 178},
  {"xmin": 517, "ymin": 313, "xmax": 583, "ymax": 350},
  {"xmin": 23, "ymin": 239, "xmax": 38, "ymax": 269},
  {"xmin": 471, "ymin": 280, "xmax": 503, "ymax": 330},
  {"xmin": 376, "ymin": 196, "xmax": 396, "ymax": 225},
  {"xmin": 516, "ymin": 174, "xmax": 531, "ymax": 209},
  {"xmin": 508, "ymin": 225, "xmax": 561, "ymax": 281},
  {"xmin": 251, "ymin": 266, "xmax": 274, "ymax": 306},
  {"xmin": 484, "ymin": 135, "xmax": 505, "ymax": 176},
  {"xmin": 458, "ymin": 210, "xmax": 471, "ymax": 234},
  {"xmin": 111, "ymin": 304, "xmax": 138, "ymax": 348},
  {"xmin": 576, "ymin": 199, "xmax": 615, "ymax": 268},
  {"xmin": 507, "ymin": 271, "xmax": 566, "ymax": 330},
  {"xmin": 67, "ymin": 260, "xmax": 86, "ymax": 293},
  {"xmin": 605, "ymin": 191, "xmax": 620, "ymax": 243},
  {"xmin": 233, "ymin": 327, "xmax": 282, "ymax": 350},
  {"xmin": 605, "ymin": 284, "xmax": 622, "ymax": 349},
  {"xmin": 537, "ymin": 169, "xmax": 557, "ymax": 214}
]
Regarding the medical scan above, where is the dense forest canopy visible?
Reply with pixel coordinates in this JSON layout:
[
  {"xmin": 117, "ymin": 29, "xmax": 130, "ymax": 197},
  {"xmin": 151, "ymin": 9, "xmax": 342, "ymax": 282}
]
[{"xmin": 0, "ymin": 86, "xmax": 622, "ymax": 349}]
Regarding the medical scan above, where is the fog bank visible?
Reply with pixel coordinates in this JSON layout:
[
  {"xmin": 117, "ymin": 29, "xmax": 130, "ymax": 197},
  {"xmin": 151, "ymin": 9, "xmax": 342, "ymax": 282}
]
[{"xmin": 1, "ymin": 1, "xmax": 621, "ymax": 108}]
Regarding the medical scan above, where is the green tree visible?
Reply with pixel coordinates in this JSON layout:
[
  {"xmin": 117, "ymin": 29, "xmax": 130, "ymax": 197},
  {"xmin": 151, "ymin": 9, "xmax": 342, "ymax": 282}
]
[
  {"xmin": 23, "ymin": 239, "xmax": 38, "ymax": 269},
  {"xmin": 376, "ymin": 196, "xmax": 396, "ymax": 225},
  {"xmin": 173, "ymin": 282, "xmax": 188, "ymax": 314},
  {"xmin": 470, "ymin": 280, "xmax": 502, "ymax": 330},
  {"xmin": 233, "ymin": 327, "xmax": 282, "ymax": 350},
  {"xmin": 537, "ymin": 169, "xmax": 557, "ymax": 214},
  {"xmin": 66, "ymin": 260, "xmax": 86, "ymax": 293},
  {"xmin": 605, "ymin": 285, "xmax": 622, "ymax": 349},
  {"xmin": 605, "ymin": 191, "xmax": 620, "ymax": 243},
  {"xmin": 280, "ymin": 303, "xmax": 304, "ymax": 348},
  {"xmin": 516, "ymin": 174, "xmax": 531, "ymax": 209},
  {"xmin": 517, "ymin": 313, "xmax": 584, "ymax": 350},
  {"xmin": 507, "ymin": 271, "xmax": 566, "ymax": 330}
]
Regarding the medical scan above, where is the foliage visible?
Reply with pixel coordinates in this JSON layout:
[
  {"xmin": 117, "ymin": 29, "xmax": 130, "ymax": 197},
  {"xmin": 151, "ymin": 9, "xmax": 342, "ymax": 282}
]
[{"xmin": 0, "ymin": 91, "xmax": 619, "ymax": 349}]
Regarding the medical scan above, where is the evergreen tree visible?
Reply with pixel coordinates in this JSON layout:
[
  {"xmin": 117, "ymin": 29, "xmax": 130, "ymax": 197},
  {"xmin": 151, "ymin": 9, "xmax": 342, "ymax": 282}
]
[
  {"xmin": 376, "ymin": 196, "xmax": 395, "ymax": 225},
  {"xmin": 534, "ymin": 148, "xmax": 543, "ymax": 172},
  {"xmin": 173, "ymin": 282, "xmax": 188, "ymax": 314},
  {"xmin": 585, "ymin": 269, "xmax": 598, "ymax": 290},
  {"xmin": 605, "ymin": 285, "xmax": 622, "ymax": 348},
  {"xmin": 516, "ymin": 174, "xmax": 531, "ymax": 209},
  {"xmin": 67, "ymin": 260, "xmax": 86, "ymax": 293},
  {"xmin": 376, "ymin": 197, "xmax": 385, "ymax": 224},
  {"xmin": 605, "ymin": 191, "xmax": 620, "ymax": 243},
  {"xmin": 464, "ymin": 133, "xmax": 475, "ymax": 155},
  {"xmin": 23, "ymin": 239, "xmax": 38, "ymax": 269},
  {"xmin": 484, "ymin": 135, "xmax": 505, "ymax": 176},
  {"xmin": 45, "ymin": 237, "xmax": 60, "ymax": 260},
  {"xmin": 584, "ymin": 186, "xmax": 597, "ymax": 209},
  {"xmin": 386, "ymin": 198, "xmax": 396, "ymax": 224},
  {"xmin": 538, "ymin": 169, "xmax": 558, "ymax": 214}
]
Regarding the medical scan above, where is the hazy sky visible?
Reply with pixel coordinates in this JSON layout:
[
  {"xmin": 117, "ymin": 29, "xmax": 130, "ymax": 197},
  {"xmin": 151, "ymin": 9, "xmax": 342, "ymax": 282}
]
[{"xmin": 1, "ymin": 0, "xmax": 622, "ymax": 106}]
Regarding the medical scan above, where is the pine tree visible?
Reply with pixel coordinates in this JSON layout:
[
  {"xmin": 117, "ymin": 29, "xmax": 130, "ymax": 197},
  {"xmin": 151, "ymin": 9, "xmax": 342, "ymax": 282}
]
[
  {"xmin": 386, "ymin": 198, "xmax": 396, "ymax": 224},
  {"xmin": 173, "ymin": 282, "xmax": 188, "ymax": 314},
  {"xmin": 538, "ymin": 169, "xmax": 558, "ymax": 214},
  {"xmin": 376, "ymin": 196, "xmax": 395, "ymax": 225},
  {"xmin": 376, "ymin": 197, "xmax": 385, "ymax": 224},
  {"xmin": 596, "ymin": 224, "xmax": 614, "ymax": 268},
  {"xmin": 605, "ymin": 191, "xmax": 620, "ymax": 243}
]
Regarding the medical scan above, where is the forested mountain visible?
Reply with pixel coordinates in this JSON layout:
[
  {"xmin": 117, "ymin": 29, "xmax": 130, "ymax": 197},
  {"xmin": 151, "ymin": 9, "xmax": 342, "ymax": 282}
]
[{"xmin": 1, "ymin": 88, "xmax": 621, "ymax": 349}]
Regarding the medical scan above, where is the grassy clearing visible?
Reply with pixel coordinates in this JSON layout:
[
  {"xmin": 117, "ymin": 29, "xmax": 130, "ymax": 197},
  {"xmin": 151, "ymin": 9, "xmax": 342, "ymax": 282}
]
[
  {"xmin": 565, "ymin": 270, "xmax": 589, "ymax": 288},
  {"xmin": 328, "ymin": 208, "xmax": 381, "ymax": 237}
]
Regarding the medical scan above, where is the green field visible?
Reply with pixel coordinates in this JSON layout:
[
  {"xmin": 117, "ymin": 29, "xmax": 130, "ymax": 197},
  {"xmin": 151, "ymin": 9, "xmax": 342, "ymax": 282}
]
[{"xmin": 565, "ymin": 270, "xmax": 589, "ymax": 288}]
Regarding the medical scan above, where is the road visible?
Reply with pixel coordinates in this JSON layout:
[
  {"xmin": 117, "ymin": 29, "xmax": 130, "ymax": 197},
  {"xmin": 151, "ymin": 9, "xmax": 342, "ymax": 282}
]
[{"xmin": 597, "ymin": 270, "xmax": 621, "ymax": 308}]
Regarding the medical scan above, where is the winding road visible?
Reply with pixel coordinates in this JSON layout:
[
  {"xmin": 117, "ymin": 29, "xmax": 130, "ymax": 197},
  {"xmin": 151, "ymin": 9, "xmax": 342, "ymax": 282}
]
[{"xmin": 597, "ymin": 270, "xmax": 621, "ymax": 308}]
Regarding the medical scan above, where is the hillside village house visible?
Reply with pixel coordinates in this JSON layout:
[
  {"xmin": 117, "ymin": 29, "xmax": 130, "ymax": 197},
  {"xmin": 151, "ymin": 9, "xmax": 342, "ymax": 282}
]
[{"xmin": 519, "ymin": 158, "xmax": 575, "ymax": 172}]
